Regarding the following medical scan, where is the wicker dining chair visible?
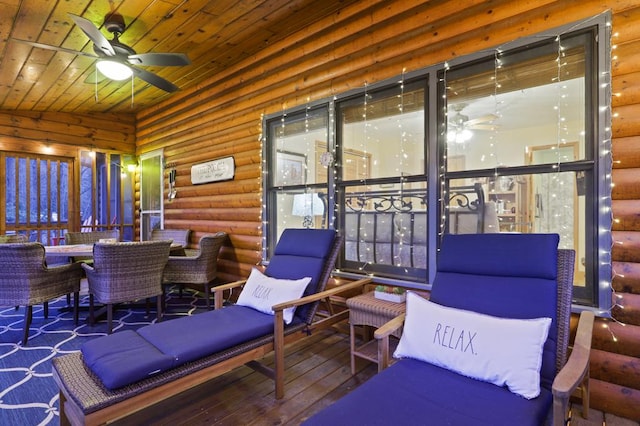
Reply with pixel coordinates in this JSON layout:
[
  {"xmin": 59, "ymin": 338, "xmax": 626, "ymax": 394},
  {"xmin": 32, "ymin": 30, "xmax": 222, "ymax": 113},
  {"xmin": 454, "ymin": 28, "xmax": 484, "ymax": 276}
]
[
  {"xmin": 0, "ymin": 242, "xmax": 83, "ymax": 345},
  {"xmin": 83, "ymin": 240, "xmax": 172, "ymax": 334},
  {"xmin": 162, "ymin": 232, "xmax": 227, "ymax": 309}
]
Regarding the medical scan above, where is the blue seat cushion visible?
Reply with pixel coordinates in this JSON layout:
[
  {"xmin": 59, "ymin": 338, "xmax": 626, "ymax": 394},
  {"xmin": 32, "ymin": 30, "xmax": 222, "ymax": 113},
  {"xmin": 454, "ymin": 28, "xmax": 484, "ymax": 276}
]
[
  {"xmin": 81, "ymin": 330, "xmax": 176, "ymax": 390},
  {"xmin": 265, "ymin": 229, "xmax": 336, "ymax": 322},
  {"xmin": 303, "ymin": 359, "xmax": 552, "ymax": 426},
  {"xmin": 137, "ymin": 305, "xmax": 274, "ymax": 364}
]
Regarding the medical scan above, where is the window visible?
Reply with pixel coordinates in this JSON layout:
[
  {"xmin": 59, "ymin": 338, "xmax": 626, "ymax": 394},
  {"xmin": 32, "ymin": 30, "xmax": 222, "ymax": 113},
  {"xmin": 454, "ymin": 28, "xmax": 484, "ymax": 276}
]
[
  {"xmin": 139, "ymin": 150, "xmax": 164, "ymax": 241},
  {"xmin": 337, "ymin": 80, "xmax": 427, "ymax": 280},
  {"xmin": 265, "ymin": 106, "xmax": 330, "ymax": 255},
  {"xmin": 2, "ymin": 152, "xmax": 71, "ymax": 243},
  {"xmin": 264, "ymin": 16, "xmax": 610, "ymax": 309},
  {"xmin": 79, "ymin": 150, "xmax": 135, "ymax": 240},
  {"xmin": 441, "ymin": 25, "xmax": 607, "ymax": 306}
]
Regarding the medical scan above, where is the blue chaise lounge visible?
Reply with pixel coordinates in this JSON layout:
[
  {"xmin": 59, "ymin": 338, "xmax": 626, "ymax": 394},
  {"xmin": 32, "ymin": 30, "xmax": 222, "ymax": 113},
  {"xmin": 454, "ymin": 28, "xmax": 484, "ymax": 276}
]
[
  {"xmin": 52, "ymin": 229, "xmax": 371, "ymax": 425},
  {"xmin": 304, "ymin": 233, "xmax": 594, "ymax": 426}
]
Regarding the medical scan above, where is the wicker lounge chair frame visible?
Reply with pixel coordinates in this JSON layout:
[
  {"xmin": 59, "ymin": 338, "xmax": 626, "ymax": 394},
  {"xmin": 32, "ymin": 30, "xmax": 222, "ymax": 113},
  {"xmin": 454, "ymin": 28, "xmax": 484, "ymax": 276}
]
[{"xmin": 53, "ymin": 233, "xmax": 372, "ymax": 425}]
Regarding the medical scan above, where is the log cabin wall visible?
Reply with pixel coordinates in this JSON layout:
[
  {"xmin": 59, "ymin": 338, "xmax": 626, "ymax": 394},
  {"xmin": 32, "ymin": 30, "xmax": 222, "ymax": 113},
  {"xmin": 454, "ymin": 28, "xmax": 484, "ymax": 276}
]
[
  {"xmin": 0, "ymin": 110, "xmax": 136, "ymax": 155},
  {"xmin": 135, "ymin": 0, "xmax": 640, "ymax": 419}
]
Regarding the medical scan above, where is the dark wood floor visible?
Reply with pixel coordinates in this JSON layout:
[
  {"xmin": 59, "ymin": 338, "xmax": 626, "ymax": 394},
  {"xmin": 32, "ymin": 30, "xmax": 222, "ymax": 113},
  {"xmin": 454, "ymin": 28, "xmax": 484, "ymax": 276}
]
[{"xmin": 112, "ymin": 325, "xmax": 638, "ymax": 426}]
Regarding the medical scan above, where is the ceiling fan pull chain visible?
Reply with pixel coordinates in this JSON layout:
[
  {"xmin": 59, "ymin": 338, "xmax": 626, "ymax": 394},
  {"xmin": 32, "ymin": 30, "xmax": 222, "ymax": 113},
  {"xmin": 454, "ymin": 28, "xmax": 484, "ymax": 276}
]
[{"xmin": 94, "ymin": 64, "xmax": 99, "ymax": 102}]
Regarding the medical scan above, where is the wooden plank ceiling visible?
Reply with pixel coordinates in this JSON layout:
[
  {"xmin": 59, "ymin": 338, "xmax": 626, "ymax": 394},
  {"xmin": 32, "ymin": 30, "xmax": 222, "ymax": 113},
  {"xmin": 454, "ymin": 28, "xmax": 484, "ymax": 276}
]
[{"xmin": 0, "ymin": 0, "xmax": 359, "ymax": 114}]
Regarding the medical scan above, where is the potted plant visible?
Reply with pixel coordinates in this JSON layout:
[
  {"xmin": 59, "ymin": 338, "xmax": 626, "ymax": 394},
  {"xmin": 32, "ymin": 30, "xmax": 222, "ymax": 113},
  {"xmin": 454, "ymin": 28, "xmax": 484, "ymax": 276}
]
[{"xmin": 374, "ymin": 285, "xmax": 406, "ymax": 303}]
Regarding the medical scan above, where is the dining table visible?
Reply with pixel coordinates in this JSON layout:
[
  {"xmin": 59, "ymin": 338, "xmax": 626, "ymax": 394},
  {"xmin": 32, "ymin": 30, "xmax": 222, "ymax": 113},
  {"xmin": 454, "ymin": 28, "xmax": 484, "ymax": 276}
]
[
  {"xmin": 44, "ymin": 241, "xmax": 184, "ymax": 319},
  {"xmin": 44, "ymin": 241, "xmax": 185, "ymax": 258}
]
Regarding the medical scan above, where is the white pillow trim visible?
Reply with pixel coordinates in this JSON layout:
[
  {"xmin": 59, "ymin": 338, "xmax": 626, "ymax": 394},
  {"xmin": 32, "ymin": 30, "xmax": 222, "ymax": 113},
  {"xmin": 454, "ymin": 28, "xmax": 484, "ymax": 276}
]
[
  {"xmin": 394, "ymin": 291, "xmax": 551, "ymax": 399},
  {"xmin": 236, "ymin": 268, "xmax": 312, "ymax": 324}
]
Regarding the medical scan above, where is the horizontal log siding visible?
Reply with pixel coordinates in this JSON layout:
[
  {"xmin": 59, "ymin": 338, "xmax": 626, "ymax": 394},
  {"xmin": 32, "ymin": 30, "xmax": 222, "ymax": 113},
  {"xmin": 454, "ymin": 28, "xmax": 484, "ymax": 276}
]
[
  {"xmin": 133, "ymin": 0, "xmax": 640, "ymax": 419},
  {"xmin": 0, "ymin": 110, "xmax": 136, "ymax": 154}
]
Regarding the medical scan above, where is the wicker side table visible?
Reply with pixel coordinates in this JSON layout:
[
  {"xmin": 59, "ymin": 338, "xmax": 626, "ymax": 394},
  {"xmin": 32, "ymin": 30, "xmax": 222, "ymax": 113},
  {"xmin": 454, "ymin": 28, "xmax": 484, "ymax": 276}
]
[{"xmin": 347, "ymin": 291, "xmax": 406, "ymax": 374}]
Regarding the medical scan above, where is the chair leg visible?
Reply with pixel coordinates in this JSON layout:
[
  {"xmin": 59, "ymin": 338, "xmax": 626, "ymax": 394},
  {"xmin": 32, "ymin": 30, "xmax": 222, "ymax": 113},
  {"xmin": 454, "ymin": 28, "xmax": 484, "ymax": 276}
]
[
  {"xmin": 43, "ymin": 301, "xmax": 49, "ymax": 319},
  {"xmin": 66, "ymin": 293, "xmax": 71, "ymax": 306},
  {"xmin": 204, "ymin": 284, "xmax": 212, "ymax": 310},
  {"xmin": 89, "ymin": 294, "xmax": 95, "ymax": 325},
  {"xmin": 156, "ymin": 295, "xmax": 162, "ymax": 323},
  {"xmin": 23, "ymin": 305, "xmax": 33, "ymax": 346},
  {"xmin": 73, "ymin": 291, "xmax": 80, "ymax": 326},
  {"xmin": 107, "ymin": 304, "xmax": 113, "ymax": 334},
  {"xmin": 146, "ymin": 298, "xmax": 151, "ymax": 316}
]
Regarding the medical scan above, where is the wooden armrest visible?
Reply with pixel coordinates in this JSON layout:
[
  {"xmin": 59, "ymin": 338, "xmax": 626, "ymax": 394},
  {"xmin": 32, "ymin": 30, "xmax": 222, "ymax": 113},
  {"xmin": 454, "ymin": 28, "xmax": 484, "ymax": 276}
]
[
  {"xmin": 374, "ymin": 313, "xmax": 406, "ymax": 340},
  {"xmin": 553, "ymin": 310, "xmax": 594, "ymax": 396},
  {"xmin": 272, "ymin": 277, "xmax": 372, "ymax": 312},
  {"xmin": 213, "ymin": 279, "xmax": 247, "ymax": 309},
  {"xmin": 213, "ymin": 279, "xmax": 248, "ymax": 293},
  {"xmin": 552, "ymin": 310, "xmax": 595, "ymax": 424},
  {"xmin": 373, "ymin": 313, "xmax": 406, "ymax": 371}
]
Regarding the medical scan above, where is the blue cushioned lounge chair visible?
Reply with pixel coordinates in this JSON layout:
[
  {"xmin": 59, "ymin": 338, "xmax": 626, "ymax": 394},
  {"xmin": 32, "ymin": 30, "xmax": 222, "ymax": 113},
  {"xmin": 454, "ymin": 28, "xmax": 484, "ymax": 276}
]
[
  {"xmin": 52, "ymin": 229, "xmax": 371, "ymax": 425},
  {"xmin": 304, "ymin": 233, "xmax": 594, "ymax": 426}
]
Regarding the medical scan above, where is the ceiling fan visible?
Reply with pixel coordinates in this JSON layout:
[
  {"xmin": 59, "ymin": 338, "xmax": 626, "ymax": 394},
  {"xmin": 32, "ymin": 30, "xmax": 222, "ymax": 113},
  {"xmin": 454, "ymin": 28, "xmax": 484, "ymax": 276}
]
[
  {"xmin": 14, "ymin": 12, "xmax": 190, "ymax": 93},
  {"xmin": 447, "ymin": 103, "xmax": 498, "ymax": 143}
]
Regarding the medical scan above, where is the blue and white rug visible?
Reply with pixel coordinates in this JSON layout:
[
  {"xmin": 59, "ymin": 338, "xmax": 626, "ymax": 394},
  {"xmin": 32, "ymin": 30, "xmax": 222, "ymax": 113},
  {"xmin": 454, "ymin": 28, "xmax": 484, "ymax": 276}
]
[{"xmin": 0, "ymin": 287, "xmax": 208, "ymax": 425}]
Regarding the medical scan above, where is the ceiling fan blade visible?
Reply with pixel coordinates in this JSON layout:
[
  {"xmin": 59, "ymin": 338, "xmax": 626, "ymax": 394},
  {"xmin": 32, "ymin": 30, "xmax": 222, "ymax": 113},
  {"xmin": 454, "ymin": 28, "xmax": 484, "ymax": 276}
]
[
  {"xmin": 466, "ymin": 114, "xmax": 499, "ymax": 126},
  {"xmin": 131, "ymin": 67, "xmax": 179, "ymax": 92},
  {"xmin": 68, "ymin": 13, "xmax": 115, "ymax": 57},
  {"xmin": 12, "ymin": 38, "xmax": 97, "ymax": 59},
  {"xmin": 128, "ymin": 53, "xmax": 191, "ymax": 67}
]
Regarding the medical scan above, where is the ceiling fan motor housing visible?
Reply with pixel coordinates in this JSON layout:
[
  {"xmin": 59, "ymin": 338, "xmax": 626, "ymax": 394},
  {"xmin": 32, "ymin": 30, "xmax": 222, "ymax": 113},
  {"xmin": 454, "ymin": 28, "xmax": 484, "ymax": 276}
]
[{"xmin": 104, "ymin": 13, "xmax": 126, "ymax": 34}]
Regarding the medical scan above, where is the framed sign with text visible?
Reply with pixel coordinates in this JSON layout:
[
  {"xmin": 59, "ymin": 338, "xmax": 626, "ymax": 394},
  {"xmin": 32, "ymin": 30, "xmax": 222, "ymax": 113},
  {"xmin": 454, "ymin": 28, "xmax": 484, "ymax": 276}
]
[{"xmin": 191, "ymin": 156, "xmax": 235, "ymax": 184}]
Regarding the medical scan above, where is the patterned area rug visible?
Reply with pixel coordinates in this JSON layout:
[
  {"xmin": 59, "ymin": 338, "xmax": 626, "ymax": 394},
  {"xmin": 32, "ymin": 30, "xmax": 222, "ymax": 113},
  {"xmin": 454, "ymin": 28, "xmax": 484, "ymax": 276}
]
[{"xmin": 0, "ymin": 286, "xmax": 208, "ymax": 425}]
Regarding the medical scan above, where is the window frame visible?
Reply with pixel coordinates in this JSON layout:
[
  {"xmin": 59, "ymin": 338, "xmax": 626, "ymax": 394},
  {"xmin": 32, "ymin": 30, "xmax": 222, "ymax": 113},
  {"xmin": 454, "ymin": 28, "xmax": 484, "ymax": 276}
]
[{"xmin": 263, "ymin": 14, "xmax": 611, "ymax": 312}]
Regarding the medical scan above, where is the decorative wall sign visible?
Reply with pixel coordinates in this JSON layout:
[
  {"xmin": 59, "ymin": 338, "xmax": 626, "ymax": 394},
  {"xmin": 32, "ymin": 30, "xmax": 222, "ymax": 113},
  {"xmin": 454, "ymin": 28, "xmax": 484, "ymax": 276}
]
[{"xmin": 191, "ymin": 156, "xmax": 235, "ymax": 184}]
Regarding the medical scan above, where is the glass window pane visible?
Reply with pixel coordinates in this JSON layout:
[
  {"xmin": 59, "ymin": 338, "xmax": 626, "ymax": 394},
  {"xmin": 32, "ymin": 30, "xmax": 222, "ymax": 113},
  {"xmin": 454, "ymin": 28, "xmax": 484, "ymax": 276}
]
[
  {"xmin": 141, "ymin": 155, "xmax": 162, "ymax": 211},
  {"xmin": 446, "ymin": 171, "xmax": 585, "ymax": 288},
  {"xmin": 270, "ymin": 107, "xmax": 329, "ymax": 187},
  {"xmin": 19, "ymin": 159, "xmax": 27, "ymax": 225},
  {"xmin": 340, "ymin": 82, "xmax": 425, "ymax": 180},
  {"xmin": 80, "ymin": 152, "xmax": 94, "ymax": 227},
  {"xmin": 446, "ymin": 35, "xmax": 587, "ymax": 171},
  {"xmin": 6, "ymin": 157, "xmax": 16, "ymax": 224},
  {"xmin": 272, "ymin": 190, "xmax": 329, "ymax": 238},
  {"xmin": 60, "ymin": 162, "xmax": 69, "ymax": 223},
  {"xmin": 342, "ymin": 181, "xmax": 427, "ymax": 279}
]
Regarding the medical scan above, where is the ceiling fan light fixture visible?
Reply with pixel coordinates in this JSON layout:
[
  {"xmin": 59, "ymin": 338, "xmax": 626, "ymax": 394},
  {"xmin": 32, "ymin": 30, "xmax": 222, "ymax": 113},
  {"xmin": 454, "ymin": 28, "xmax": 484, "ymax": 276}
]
[
  {"xmin": 96, "ymin": 59, "xmax": 132, "ymax": 81},
  {"xmin": 447, "ymin": 128, "xmax": 473, "ymax": 144}
]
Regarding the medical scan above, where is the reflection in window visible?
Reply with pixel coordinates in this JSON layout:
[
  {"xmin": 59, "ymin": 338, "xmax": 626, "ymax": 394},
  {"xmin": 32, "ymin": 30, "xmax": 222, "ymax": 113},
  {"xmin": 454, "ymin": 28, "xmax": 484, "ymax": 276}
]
[
  {"xmin": 443, "ymin": 29, "xmax": 598, "ymax": 304},
  {"xmin": 338, "ymin": 80, "xmax": 427, "ymax": 280},
  {"xmin": 446, "ymin": 37, "xmax": 587, "ymax": 170},
  {"xmin": 266, "ymin": 106, "xmax": 330, "ymax": 251}
]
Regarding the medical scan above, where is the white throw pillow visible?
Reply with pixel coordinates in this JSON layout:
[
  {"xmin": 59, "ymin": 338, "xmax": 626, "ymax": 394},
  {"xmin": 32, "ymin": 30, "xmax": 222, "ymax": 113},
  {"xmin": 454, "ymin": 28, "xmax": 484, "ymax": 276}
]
[
  {"xmin": 236, "ymin": 268, "xmax": 311, "ymax": 324},
  {"xmin": 394, "ymin": 291, "xmax": 552, "ymax": 399}
]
